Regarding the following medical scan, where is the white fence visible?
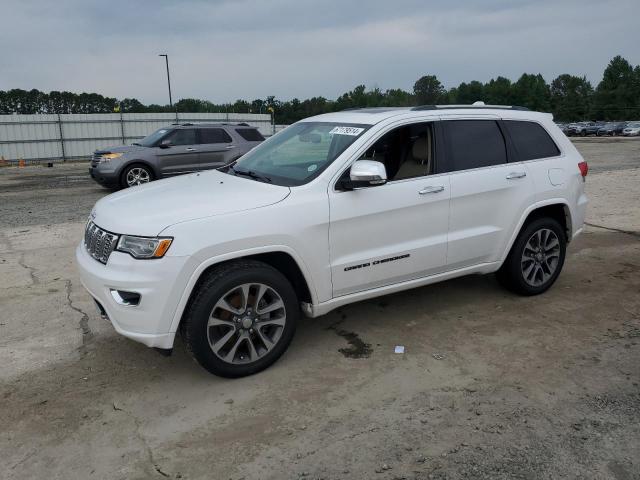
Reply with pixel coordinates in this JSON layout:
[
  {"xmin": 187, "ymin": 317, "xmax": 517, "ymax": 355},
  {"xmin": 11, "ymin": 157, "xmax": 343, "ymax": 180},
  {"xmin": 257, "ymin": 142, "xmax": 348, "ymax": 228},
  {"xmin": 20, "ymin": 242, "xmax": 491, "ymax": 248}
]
[{"xmin": 0, "ymin": 112, "xmax": 274, "ymax": 163}]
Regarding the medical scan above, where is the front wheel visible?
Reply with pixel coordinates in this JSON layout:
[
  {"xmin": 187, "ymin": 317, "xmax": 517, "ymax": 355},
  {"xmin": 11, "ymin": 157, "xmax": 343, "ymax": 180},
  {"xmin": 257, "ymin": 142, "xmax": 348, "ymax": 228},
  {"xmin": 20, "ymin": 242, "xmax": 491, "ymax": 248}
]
[
  {"xmin": 183, "ymin": 260, "xmax": 298, "ymax": 378},
  {"xmin": 497, "ymin": 217, "xmax": 566, "ymax": 295},
  {"xmin": 121, "ymin": 164, "xmax": 154, "ymax": 188}
]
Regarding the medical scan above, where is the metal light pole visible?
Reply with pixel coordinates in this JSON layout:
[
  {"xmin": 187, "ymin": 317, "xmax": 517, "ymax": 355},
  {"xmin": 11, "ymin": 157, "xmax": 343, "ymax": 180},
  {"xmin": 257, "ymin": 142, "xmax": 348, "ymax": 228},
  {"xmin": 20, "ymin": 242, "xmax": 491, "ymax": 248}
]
[{"xmin": 158, "ymin": 54, "xmax": 177, "ymax": 121}]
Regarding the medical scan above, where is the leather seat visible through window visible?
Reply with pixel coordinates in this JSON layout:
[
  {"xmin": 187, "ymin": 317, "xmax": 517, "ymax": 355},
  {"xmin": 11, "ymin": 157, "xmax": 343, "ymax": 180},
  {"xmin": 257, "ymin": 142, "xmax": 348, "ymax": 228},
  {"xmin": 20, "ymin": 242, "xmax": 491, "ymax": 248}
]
[{"xmin": 394, "ymin": 131, "xmax": 431, "ymax": 180}]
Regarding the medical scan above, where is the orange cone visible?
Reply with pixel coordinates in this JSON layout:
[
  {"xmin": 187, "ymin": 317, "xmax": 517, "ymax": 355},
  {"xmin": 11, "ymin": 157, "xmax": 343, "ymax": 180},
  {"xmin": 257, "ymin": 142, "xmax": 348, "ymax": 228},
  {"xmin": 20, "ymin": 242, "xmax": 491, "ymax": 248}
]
[{"xmin": 19, "ymin": 158, "xmax": 25, "ymax": 168}]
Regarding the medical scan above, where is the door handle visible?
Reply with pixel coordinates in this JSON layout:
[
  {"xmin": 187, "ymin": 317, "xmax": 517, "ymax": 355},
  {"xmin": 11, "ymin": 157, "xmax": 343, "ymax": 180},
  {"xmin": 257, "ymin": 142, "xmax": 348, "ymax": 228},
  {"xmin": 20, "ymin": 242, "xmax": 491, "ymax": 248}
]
[
  {"xmin": 506, "ymin": 172, "xmax": 526, "ymax": 179},
  {"xmin": 186, "ymin": 147, "xmax": 197, "ymax": 152},
  {"xmin": 225, "ymin": 145, "xmax": 236, "ymax": 149},
  {"xmin": 418, "ymin": 185, "xmax": 444, "ymax": 195}
]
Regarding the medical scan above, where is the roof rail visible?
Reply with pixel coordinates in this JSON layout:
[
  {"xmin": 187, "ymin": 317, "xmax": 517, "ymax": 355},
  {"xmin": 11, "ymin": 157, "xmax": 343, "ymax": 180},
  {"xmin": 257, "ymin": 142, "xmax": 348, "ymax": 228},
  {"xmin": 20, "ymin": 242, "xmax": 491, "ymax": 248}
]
[
  {"xmin": 411, "ymin": 104, "xmax": 530, "ymax": 111},
  {"xmin": 171, "ymin": 122, "xmax": 194, "ymax": 126}
]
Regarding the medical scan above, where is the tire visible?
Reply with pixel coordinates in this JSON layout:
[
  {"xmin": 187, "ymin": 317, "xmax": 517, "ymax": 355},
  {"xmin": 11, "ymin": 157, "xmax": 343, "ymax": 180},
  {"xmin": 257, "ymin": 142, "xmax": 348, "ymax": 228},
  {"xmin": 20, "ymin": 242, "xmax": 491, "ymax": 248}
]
[
  {"xmin": 497, "ymin": 217, "xmax": 566, "ymax": 296},
  {"xmin": 580, "ymin": 130, "xmax": 587, "ymax": 137},
  {"xmin": 121, "ymin": 163, "xmax": 154, "ymax": 188},
  {"xmin": 182, "ymin": 260, "xmax": 298, "ymax": 378}
]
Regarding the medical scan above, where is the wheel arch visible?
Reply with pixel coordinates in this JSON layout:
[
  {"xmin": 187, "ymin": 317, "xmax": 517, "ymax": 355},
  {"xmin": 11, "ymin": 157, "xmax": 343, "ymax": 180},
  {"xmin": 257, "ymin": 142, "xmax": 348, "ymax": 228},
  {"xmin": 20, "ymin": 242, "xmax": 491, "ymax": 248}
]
[
  {"xmin": 169, "ymin": 247, "xmax": 316, "ymax": 334},
  {"xmin": 501, "ymin": 200, "xmax": 573, "ymax": 265}
]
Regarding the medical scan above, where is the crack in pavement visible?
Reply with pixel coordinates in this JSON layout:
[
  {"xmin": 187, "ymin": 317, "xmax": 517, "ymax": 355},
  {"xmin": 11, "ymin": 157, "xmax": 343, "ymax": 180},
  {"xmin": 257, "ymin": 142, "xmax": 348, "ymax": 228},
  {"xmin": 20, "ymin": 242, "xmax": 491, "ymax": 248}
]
[
  {"xmin": 585, "ymin": 222, "xmax": 640, "ymax": 239},
  {"xmin": 1, "ymin": 230, "xmax": 42, "ymax": 286},
  {"xmin": 113, "ymin": 403, "xmax": 171, "ymax": 478},
  {"xmin": 65, "ymin": 279, "xmax": 93, "ymax": 348},
  {"xmin": 18, "ymin": 252, "xmax": 40, "ymax": 285}
]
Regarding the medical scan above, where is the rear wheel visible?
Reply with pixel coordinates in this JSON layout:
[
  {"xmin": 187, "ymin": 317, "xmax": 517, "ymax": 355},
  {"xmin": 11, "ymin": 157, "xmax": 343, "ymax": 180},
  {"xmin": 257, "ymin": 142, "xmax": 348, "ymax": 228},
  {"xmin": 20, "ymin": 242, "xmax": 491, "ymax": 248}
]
[
  {"xmin": 183, "ymin": 260, "xmax": 298, "ymax": 378},
  {"xmin": 497, "ymin": 217, "xmax": 566, "ymax": 295},
  {"xmin": 121, "ymin": 164, "xmax": 153, "ymax": 188}
]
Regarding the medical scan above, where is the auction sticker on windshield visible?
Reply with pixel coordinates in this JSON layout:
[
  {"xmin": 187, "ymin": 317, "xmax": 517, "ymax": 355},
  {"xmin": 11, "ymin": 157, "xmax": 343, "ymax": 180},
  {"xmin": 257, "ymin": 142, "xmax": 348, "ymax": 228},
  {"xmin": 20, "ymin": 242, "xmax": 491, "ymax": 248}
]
[{"xmin": 329, "ymin": 126, "xmax": 365, "ymax": 136}]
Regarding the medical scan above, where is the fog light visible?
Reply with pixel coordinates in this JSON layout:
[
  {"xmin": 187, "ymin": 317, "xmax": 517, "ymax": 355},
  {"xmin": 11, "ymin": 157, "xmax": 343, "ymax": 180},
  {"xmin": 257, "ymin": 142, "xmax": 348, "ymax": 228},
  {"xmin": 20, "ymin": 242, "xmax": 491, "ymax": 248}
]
[{"xmin": 110, "ymin": 289, "xmax": 141, "ymax": 306}]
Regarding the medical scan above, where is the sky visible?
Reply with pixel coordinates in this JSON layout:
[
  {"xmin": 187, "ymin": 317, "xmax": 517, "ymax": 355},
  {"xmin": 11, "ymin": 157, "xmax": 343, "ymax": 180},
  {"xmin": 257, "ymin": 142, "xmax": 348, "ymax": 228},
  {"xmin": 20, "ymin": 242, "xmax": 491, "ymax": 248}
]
[{"xmin": 2, "ymin": 0, "xmax": 639, "ymax": 105}]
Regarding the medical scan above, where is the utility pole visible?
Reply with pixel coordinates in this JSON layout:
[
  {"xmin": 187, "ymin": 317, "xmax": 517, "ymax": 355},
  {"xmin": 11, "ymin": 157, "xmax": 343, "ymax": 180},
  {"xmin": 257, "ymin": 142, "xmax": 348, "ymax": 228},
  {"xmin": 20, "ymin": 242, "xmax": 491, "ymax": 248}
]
[{"xmin": 158, "ymin": 54, "xmax": 177, "ymax": 121}]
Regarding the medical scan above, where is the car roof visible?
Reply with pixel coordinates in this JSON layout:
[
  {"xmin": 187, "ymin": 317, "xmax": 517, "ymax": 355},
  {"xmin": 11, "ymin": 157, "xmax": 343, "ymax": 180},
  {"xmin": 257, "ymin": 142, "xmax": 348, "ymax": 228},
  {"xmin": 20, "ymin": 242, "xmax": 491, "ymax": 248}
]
[
  {"xmin": 300, "ymin": 104, "xmax": 550, "ymax": 125},
  {"xmin": 171, "ymin": 122, "xmax": 256, "ymax": 128}
]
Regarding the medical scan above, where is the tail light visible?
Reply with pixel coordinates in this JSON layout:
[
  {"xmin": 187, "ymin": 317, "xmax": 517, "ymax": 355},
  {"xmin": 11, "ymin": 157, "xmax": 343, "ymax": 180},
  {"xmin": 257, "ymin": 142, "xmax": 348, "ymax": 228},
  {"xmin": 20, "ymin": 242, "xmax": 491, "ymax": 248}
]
[{"xmin": 578, "ymin": 161, "xmax": 588, "ymax": 178}]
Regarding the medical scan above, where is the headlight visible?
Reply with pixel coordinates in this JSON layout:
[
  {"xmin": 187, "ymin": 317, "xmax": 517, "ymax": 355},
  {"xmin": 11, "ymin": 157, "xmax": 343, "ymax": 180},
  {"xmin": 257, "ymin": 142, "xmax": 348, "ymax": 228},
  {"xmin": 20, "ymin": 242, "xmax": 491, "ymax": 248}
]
[
  {"xmin": 116, "ymin": 235, "xmax": 173, "ymax": 259},
  {"xmin": 99, "ymin": 153, "xmax": 123, "ymax": 162}
]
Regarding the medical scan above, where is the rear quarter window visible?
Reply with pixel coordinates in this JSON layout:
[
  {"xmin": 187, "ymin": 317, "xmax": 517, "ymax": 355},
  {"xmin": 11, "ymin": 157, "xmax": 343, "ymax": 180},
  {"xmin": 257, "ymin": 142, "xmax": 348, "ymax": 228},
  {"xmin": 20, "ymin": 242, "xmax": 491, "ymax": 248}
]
[
  {"xmin": 504, "ymin": 121, "xmax": 560, "ymax": 161},
  {"xmin": 235, "ymin": 128, "xmax": 265, "ymax": 141}
]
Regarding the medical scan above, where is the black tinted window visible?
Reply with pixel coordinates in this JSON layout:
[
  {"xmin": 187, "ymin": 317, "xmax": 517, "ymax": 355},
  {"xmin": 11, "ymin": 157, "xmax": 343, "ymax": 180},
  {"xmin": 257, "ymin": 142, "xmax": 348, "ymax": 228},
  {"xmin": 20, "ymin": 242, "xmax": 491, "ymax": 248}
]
[
  {"xmin": 505, "ymin": 121, "xmax": 560, "ymax": 160},
  {"xmin": 235, "ymin": 128, "xmax": 265, "ymax": 141},
  {"xmin": 199, "ymin": 128, "xmax": 232, "ymax": 144},
  {"xmin": 165, "ymin": 129, "xmax": 196, "ymax": 146},
  {"xmin": 444, "ymin": 120, "xmax": 506, "ymax": 171}
]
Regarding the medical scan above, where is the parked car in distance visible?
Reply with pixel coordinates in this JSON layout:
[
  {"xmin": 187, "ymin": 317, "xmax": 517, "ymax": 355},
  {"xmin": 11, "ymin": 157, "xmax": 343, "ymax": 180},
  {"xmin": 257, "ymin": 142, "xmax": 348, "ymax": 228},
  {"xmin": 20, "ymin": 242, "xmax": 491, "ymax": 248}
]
[
  {"xmin": 89, "ymin": 123, "xmax": 265, "ymax": 189},
  {"xmin": 622, "ymin": 121, "xmax": 640, "ymax": 136},
  {"xmin": 567, "ymin": 121, "xmax": 603, "ymax": 136},
  {"xmin": 77, "ymin": 103, "xmax": 589, "ymax": 377},
  {"xmin": 597, "ymin": 122, "xmax": 627, "ymax": 136}
]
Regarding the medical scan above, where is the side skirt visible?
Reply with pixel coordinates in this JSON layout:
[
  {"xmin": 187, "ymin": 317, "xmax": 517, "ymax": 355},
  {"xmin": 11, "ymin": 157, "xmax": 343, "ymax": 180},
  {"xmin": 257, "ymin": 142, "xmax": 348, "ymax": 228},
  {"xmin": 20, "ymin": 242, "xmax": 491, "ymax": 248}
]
[{"xmin": 302, "ymin": 261, "xmax": 501, "ymax": 318}]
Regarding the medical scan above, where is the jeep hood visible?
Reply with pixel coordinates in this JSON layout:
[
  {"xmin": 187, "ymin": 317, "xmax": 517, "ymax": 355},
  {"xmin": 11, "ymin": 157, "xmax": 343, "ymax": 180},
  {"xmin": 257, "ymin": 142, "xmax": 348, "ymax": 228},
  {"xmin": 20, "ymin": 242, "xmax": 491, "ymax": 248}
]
[{"xmin": 91, "ymin": 170, "xmax": 291, "ymax": 236}]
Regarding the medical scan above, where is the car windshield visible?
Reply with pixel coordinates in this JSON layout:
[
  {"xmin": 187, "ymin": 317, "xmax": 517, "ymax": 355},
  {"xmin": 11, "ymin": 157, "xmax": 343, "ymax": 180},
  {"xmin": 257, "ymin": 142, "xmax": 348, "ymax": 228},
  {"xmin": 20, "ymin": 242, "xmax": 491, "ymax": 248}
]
[
  {"xmin": 231, "ymin": 122, "xmax": 369, "ymax": 186},
  {"xmin": 136, "ymin": 128, "xmax": 171, "ymax": 147},
  {"xmin": 628, "ymin": 122, "xmax": 640, "ymax": 128}
]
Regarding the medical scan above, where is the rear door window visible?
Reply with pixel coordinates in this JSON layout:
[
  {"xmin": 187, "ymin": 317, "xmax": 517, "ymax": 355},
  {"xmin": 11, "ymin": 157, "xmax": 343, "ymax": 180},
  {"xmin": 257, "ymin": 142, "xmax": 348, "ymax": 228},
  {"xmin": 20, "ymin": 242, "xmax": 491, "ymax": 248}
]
[
  {"xmin": 198, "ymin": 128, "xmax": 232, "ymax": 144},
  {"xmin": 235, "ymin": 128, "xmax": 265, "ymax": 141},
  {"xmin": 504, "ymin": 121, "xmax": 560, "ymax": 161},
  {"xmin": 443, "ymin": 120, "xmax": 507, "ymax": 172}
]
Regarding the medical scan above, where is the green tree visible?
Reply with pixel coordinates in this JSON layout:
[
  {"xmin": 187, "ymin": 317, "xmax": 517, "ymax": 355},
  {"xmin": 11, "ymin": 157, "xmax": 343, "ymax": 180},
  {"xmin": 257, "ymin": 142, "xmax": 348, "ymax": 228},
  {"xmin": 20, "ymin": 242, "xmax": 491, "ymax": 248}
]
[
  {"xmin": 453, "ymin": 80, "xmax": 484, "ymax": 104},
  {"xmin": 484, "ymin": 76, "xmax": 514, "ymax": 105},
  {"xmin": 413, "ymin": 75, "xmax": 445, "ymax": 105},
  {"xmin": 593, "ymin": 55, "xmax": 638, "ymax": 119},
  {"xmin": 120, "ymin": 98, "xmax": 147, "ymax": 113},
  {"xmin": 550, "ymin": 74, "xmax": 593, "ymax": 121},
  {"xmin": 513, "ymin": 73, "xmax": 551, "ymax": 111}
]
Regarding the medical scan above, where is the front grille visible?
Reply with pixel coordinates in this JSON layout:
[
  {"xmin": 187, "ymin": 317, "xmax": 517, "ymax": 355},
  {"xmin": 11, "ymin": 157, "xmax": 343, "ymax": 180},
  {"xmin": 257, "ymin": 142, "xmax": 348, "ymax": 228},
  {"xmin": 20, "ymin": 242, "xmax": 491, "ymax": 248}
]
[{"xmin": 84, "ymin": 222, "xmax": 119, "ymax": 264}]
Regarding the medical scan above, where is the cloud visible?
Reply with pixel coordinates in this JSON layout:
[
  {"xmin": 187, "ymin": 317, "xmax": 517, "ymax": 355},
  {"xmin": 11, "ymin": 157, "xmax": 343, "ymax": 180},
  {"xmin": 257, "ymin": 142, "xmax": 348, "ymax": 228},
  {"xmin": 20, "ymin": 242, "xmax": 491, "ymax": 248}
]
[{"xmin": 1, "ymin": 0, "xmax": 638, "ymax": 104}]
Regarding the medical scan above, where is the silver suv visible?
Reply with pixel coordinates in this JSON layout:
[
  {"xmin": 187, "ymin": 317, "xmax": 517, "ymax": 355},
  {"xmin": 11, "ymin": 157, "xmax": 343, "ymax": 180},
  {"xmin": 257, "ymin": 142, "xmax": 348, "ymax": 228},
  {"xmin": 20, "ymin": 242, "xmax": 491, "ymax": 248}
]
[{"xmin": 89, "ymin": 123, "xmax": 265, "ymax": 189}]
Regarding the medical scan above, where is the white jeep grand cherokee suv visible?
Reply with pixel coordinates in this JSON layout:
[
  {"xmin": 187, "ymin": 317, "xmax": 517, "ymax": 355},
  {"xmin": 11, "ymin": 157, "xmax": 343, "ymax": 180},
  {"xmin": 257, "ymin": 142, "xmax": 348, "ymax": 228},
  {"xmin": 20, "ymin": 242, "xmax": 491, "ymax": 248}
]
[{"xmin": 77, "ymin": 104, "xmax": 589, "ymax": 377}]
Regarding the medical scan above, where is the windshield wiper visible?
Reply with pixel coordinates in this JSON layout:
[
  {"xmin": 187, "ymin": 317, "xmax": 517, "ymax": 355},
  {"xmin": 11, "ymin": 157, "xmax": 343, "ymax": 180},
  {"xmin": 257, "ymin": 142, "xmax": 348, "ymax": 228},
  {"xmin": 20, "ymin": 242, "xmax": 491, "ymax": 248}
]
[
  {"xmin": 230, "ymin": 166, "xmax": 272, "ymax": 183},
  {"xmin": 131, "ymin": 142, "xmax": 141, "ymax": 146}
]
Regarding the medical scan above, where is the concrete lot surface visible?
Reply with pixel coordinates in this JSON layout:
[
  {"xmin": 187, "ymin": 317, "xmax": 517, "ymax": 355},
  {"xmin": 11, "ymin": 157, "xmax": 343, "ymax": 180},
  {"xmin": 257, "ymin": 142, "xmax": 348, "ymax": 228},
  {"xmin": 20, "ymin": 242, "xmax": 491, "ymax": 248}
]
[{"xmin": 0, "ymin": 138, "xmax": 639, "ymax": 479}]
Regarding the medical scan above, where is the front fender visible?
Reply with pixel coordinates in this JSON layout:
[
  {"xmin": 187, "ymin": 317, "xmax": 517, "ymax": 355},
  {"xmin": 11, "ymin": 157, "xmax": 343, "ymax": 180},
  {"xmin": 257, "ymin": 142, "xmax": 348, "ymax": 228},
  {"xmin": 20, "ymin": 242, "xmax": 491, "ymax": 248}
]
[{"xmin": 166, "ymin": 245, "xmax": 319, "ymax": 334}]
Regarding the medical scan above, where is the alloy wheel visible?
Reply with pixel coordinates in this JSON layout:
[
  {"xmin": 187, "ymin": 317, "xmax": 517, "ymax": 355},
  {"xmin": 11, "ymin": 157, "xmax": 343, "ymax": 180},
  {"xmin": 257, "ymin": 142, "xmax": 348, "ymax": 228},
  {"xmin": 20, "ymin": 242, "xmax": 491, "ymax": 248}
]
[
  {"xmin": 207, "ymin": 283, "xmax": 286, "ymax": 364},
  {"xmin": 520, "ymin": 228, "xmax": 561, "ymax": 287},
  {"xmin": 126, "ymin": 167, "xmax": 151, "ymax": 187}
]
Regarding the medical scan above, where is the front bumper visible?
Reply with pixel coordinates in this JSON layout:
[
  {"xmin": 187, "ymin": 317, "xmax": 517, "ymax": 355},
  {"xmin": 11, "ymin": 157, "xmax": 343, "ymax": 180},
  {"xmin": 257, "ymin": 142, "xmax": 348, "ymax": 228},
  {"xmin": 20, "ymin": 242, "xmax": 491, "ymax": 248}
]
[
  {"xmin": 89, "ymin": 165, "xmax": 120, "ymax": 187},
  {"xmin": 75, "ymin": 242, "xmax": 195, "ymax": 349}
]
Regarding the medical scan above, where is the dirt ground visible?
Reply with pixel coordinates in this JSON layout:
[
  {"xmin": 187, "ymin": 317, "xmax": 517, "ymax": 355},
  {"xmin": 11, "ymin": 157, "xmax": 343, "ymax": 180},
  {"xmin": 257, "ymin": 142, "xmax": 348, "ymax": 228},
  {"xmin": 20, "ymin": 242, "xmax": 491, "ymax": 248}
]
[{"xmin": 0, "ymin": 138, "xmax": 639, "ymax": 480}]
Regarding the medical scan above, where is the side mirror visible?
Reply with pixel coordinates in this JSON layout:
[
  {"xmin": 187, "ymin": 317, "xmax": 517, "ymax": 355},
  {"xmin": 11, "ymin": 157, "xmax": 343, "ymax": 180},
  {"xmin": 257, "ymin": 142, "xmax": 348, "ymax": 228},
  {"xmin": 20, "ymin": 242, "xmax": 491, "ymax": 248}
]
[
  {"xmin": 340, "ymin": 160, "xmax": 387, "ymax": 190},
  {"xmin": 159, "ymin": 139, "xmax": 172, "ymax": 149}
]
